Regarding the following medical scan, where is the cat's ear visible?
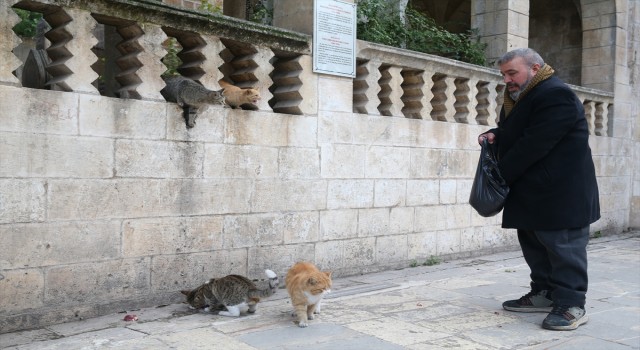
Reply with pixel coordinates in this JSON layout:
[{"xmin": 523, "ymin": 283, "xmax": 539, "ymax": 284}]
[
  {"xmin": 323, "ymin": 271, "xmax": 332, "ymax": 278},
  {"xmin": 180, "ymin": 290, "xmax": 190, "ymax": 296},
  {"xmin": 217, "ymin": 88, "xmax": 225, "ymax": 93},
  {"xmin": 244, "ymin": 90, "xmax": 254, "ymax": 96}
]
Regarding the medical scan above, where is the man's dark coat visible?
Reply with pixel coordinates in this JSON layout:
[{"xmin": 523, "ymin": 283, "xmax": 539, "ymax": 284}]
[{"xmin": 489, "ymin": 76, "xmax": 600, "ymax": 230}]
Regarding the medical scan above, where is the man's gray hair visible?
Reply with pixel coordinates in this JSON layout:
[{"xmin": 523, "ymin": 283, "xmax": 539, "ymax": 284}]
[{"xmin": 497, "ymin": 48, "xmax": 545, "ymax": 67}]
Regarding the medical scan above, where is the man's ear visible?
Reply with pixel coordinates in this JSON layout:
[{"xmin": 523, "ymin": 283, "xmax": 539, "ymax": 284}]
[{"xmin": 531, "ymin": 63, "xmax": 541, "ymax": 74}]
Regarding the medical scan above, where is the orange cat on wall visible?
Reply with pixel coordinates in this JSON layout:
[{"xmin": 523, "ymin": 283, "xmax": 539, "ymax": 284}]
[
  {"xmin": 218, "ymin": 80, "xmax": 261, "ymax": 109},
  {"xmin": 285, "ymin": 261, "xmax": 332, "ymax": 328}
]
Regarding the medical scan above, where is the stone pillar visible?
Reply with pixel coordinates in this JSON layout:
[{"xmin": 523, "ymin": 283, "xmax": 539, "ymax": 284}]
[
  {"xmin": 272, "ymin": 0, "xmax": 314, "ymax": 35},
  {"xmin": 471, "ymin": 0, "xmax": 529, "ymax": 65},
  {"xmin": 273, "ymin": 0, "xmax": 355, "ymax": 115}
]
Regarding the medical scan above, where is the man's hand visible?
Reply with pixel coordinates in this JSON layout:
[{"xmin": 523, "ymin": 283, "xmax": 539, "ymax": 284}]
[{"xmin": 478, "ymin": 132, "xmax": 496, "ymax": 145}]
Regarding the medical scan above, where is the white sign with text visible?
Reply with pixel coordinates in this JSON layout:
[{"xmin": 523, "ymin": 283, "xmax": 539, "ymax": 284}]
[{"xmin": 313, "ymin": 0, "xmax": 356, "ymax": 78}]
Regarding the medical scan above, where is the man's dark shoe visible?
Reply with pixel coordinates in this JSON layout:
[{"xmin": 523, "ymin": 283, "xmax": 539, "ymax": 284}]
[
  {"xmin": 542, "ymin": 305, "xmax": 588, "ymax": 331},
  {"xmin": 502, "ymin": 290, "xmax": 553, "ymax": 312}
]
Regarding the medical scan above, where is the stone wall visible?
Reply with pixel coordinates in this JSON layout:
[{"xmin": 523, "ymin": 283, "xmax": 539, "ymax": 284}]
[{"xmin": 0, "ymin": 0, "xmax": 635, "ymax": 333}]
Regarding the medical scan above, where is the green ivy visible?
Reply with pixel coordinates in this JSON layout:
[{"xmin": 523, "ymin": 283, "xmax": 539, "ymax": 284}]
[
  {"xmin": 13, "ymin": 9, "xmax": 42, "ymax": 38},
  {"xmin": 356, "ymin": 0, "xmax": 487, "ymax": 66}
]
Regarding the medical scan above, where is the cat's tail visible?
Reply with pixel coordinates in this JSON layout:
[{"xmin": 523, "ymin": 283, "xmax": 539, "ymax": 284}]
[{"xmin": 254, "ymin": 269, "xmax": 279, "ymax": 298}]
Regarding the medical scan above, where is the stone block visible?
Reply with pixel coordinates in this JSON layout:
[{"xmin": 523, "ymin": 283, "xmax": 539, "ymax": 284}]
[
  {"xmin": 314, "ymin": 240, "xmax": 344, "ymax": 271},
  {"xmin": 406, "ymin": 180, "xmax": 440, "ymax": 206},
  {"xmin": 123, "ymin": 216, "xmax": 223, "ymax": 257},
  {"xmin": 446, "ymin": 204, "xmax": 472, "ymax": 229},
  {"xmin": 358, "ymin": 208, "xmax": 390, "ymax": 237},
  {"xmin": 45, "ymin": 258, "xmax": 151, "ymax": 304},
  {"xmin": 319, "ymin": 209, "xmax": 358, "ymax": 240},
  {"xmin": 252, "ymin": 180, "xmax": 327, "ymax": 212},
  {"xmin": 0, "ymin": 221, "xmax": 120, "ymax": 269},
  {"xmin": 278, "ymin": 147, "xmax": 321, "ymax": 179},
  {"xmin": 318, "ymin": 75, "xmax": 352, "ymax": 113},
  {"xmin": 320, "ymin": 144, "xmax": 366, "ymax": 178},
  {"xmin": 376, "ymin": 234, "xmax": 408, "ymax": 264},
  {"xmin": 456, "ymin": 179, "xmax": 473, "ymax": 204},
  {"xmin": 408, "ymin": 231, "xmax": 438, "ymax": 260},
  {"xmin": 0, "ymin": 86, "xmax": 78, "ymax": 134},
  {"xmin": 0, "ymin": 180, "xmax": 46, "ymax": 224},
  {"xmin": 437, "ymin": 229, "xmax": 462, "ymax": 255},
  {"xmin": 373, "ymin": 179, "xmax": 406, "ymax": 207},
  {"xmin": 343, "ymin": 237, "xmax": 376, "ymax": 267},
  {"xmin": 0, "ymin": 268, "xmax": 44, "ymax": 313},
  {"xmin": 460, "ymin": 227, "xmax": 484, "ymax": 253},
  {"xmin": 365, "ymin": 146, "xmax": 411, "ymax": 178},
  {"xmin": 0, "ymin": 134, "xmax": 113, "ymax": 178},
  {"xmin": 483, "ymin": 227, "xmax": 518, "ymax": 249},
  {"xmin": 327, "ymin": 179, "xmax": 374, "ymax": 209},
  {"xmin": 247, "ymin": 243, "xmax": 315, "ymax": 278},
  {"xmin": 318, "ymin": 111, "xmax": 358, "ymax": 144},
  {"xmin": 225, "ymin": 111, "xmax": 317, "ymax": 147},
  {"xmin": 390, "ymin": 207, "xmax": 414, "ymax": 234},
  {"xmin": 222, "ymin": 213, "xmax": 285, "ymax": 248},
  {"xmin": 166, "ymin": 105, "xmax": 226, "ymax": 142},
  {"xmin": 439, "ymin": 179, "xmax": 457, "ymax": 204},
  {"xmin": 116, "ymin": 139, "xmax": 204, "ymax": 178},
  {"xmin": 415, "ymin": 205, "xmax": 447, "ymax": 232},
  {"xmin": 204, "ymin": 144, "xmax": 278, "ymax": 179},
  {"xmin": 47, "ymin": 179, "xmax": 252, "ymax": 220},
  {"xmin": 151, "ymin": 250, "xmax": 247, "ymax": 292},
  {"xmin": 280, "ymin": 211, "xmax": 320, "ymax": 244},
  {"xmin": 79, "ymin": 95, "xmax": 167, "ymax": 139}
]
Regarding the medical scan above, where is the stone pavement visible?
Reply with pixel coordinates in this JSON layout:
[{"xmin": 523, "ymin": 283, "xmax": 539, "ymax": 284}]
[{"xmin": 2, "ymin": 232, "xmax": 639, "ymax": 350}]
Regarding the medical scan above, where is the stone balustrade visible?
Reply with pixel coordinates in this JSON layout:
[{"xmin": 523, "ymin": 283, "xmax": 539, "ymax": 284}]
[{"xmin": 2, "ymin": 0, "xmax": 614, "ymax": 134}]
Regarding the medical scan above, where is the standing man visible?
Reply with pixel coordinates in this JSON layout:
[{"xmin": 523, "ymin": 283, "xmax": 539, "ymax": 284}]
[{"xmin": 478, "ymin": 48, "xmax": 600, "ymax": 331}]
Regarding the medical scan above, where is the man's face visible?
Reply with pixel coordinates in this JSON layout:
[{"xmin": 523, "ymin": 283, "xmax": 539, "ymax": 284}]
[{"xmin": 499, "ymin": 56, "xmax": 540, "ymax": 100}]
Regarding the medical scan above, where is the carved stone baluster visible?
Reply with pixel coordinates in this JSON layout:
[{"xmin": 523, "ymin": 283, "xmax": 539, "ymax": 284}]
[
  {"xmin": 271, "ymin": 54, "xmax": 317, "ymax": 115},
  {"xmin": 250, "ymin": 46, "xmax": 275, "ymax": 112},
  {"xmin": 400, "ymin": 69, "xmax": 431, "ymax": 119},
  {"xmin": 454, "ymin": 78, "xmax": 475, "ymax": 124},
  {"xmin": 584, "ymin": 100, "xmax": 596, "ymax": 135},
  {"xmin": 45, "ymin": 8, "xmax": 99, "ymax": 93},
  {"xmin": 0, "ymin": 0, "xmax": 22, "ymax": 84},
  {"xmin": 430, "ymin": 75, "xmax": 456, "ymax": 122},
  {"xmin": 378, "ymin": 65, "xmax": 404, "ymax": 117},
  {"xmin": 197, "ymin": 35, "xmax": 226, "ymax": 88},
  {"xmin": 353, "ymin": 59, "xmax": 382, "ymax": 115},
  {"xmin": 132, "ymin": 24, "xmax": 167, "ymax": 100},
  {"xmin": 486, "ymin": 81, "xmax": 500, "ymax": 126},
  {"xmin": 595, "ymin": 102, "xmax": 609, "ymax": 136}
]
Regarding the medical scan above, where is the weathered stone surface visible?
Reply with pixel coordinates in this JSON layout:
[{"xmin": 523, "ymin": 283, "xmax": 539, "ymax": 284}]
[
  {"xmin": 225, "ymin": 111, "xmax": 317, "ymax": 147},
  {"xmin": 123, "ymin": 216, "xmax": 223, "ymax": 257},
  {"xmin": 319, "ymin": 209, "xmax": 358, "ymax": 240},
  {"xmin": 327, "ymin": 179, "xmax": 374, "ymax": 209},
  {"xmin": 151, "ymin": 250, "xmax": 247, "ymax": 292},
  {"xmin": 0, "ymin": 86, "xmax": 78, "ymax": 134},
  {"xmin": 252, "ymin": 180, "xmax": 327, "ymax": 212},
  {"xmin": 47, "ymin": 179, "xmax": 252, "ymax": 219},
  {"xmin": 116, "ymin": 139, "xmax": 204, "ymax": 178},
  {"xmin": 247, "ymin": 243, "xmax": 315, "ymax": 278},
  {"xmin": 0, "ymin": 221, "xmax": 120, "ymax": 269},
  {"xmin": 204, "ymin": 144, "xmax": 278, "ymax": 179},
  {"xmin": 374, "ymin": 179, "xmax": 406, "ymax": 207},
  {"xmin": 79, "ymin": 95, "xmax": 167, "ymax": 139},
  {"xmin": 1, "ymin": 134, "xmax": 114, "ymax": 178},
  {"xmin": 0, "ymin": 269, "xmax": 44, "ymax": 312},
  {"xmin": 0, "ymin": 180, "xmax": 46, "ymax": 224},
  {"xmin": 45, "ymin": 258, "xmax": 151, "ymax": 304},
  {"xmin": 278, "ymin": 147, "xmax": 320, "ymax": 179}
]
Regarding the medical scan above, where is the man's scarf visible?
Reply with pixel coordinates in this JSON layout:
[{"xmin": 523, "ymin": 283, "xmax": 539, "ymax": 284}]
[{"xmin": 503, "ymin": 64, "xmax": 555, "ymax": 118}]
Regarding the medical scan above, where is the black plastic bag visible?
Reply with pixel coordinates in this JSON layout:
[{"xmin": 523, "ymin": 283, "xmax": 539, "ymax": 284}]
[{"xmin": 469, "ymin": 139, "xmax": 509, "ymax": 217}]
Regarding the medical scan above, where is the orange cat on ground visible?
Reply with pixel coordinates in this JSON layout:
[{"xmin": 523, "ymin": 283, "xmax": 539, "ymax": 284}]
[
  {"xmin": 218, "ymin": 80, "xmax": 261, "ymax": 109},
  {"xmin": 285, "ymin": 261, "xmax": 332, "ymax": 328}
]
